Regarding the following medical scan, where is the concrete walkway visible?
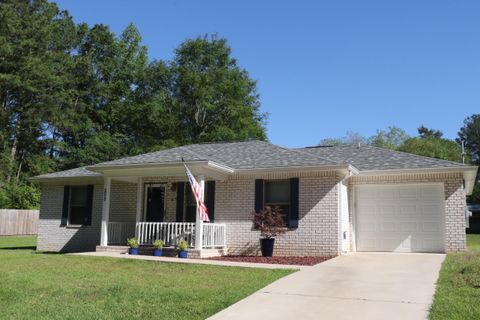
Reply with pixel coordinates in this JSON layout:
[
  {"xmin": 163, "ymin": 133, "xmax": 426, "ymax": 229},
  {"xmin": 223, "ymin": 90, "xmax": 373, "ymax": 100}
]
[
  {"xmin": 69, "ymin": 251, "xmax": 305, "ymax": 270},
  {"xmin": 208, "ymin": 252, "xmax": 445, "ymax": 320}
]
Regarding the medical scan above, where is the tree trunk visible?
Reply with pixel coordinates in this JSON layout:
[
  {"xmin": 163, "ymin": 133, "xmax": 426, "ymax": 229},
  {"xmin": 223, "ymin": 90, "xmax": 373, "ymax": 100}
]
[
  {"xmin": 6, "ymin": 116, "xmax": 19, "ymax": 183},
  {"xmin": 15, "ymin": 153, "xmax": 23, "ymax": 184}
]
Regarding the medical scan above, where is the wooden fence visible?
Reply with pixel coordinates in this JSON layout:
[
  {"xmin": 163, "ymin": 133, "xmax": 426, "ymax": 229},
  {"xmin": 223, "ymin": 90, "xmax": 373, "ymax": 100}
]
[{"xmin": 0, "ymin": 209, "xmax": 39, "ymax": 236}]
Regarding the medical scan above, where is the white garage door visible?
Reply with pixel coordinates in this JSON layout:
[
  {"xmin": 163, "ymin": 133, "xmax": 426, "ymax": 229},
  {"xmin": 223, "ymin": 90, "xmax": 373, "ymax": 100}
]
[{"xmin": 355, "ymin": 184, "xmax": 445, "ymax": 253}]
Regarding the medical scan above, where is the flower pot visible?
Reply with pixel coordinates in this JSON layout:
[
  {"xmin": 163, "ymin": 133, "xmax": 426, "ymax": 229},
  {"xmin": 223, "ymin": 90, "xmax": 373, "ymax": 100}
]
[
  {"xmin": 260, "ymin": 238, "xmax": 275, "ymax": 257},
  {"xmin": 178, "ymin": 250, "xmax": 188, "ymax": 258},
  {"xmin": 129, "ymin": 247, "xmax": 138, "ymax": 255},
  {"xmin": 153, "ymin": 249, "xmax": 163, "ymax": 257}
]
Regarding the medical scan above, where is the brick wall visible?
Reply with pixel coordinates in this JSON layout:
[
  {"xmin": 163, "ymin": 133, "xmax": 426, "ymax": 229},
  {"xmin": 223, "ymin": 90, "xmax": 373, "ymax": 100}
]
[
  {"xmin": 109, "ymin": 181, "xmax": 137, "ymax": 223},
  {"xmin": 349, "ymin": 172, "xmax": 467, "ymax": 252},
  {"xmin": 36, "ymin": 183, "xmax": 103, "ymax": 252},
  {"xmin": 141, "ymin": 173, "xmax": 342, "ymax": 256},
  {"xmin": 215, "ymin": 171, "xmax": 341, "ymax": 256}
]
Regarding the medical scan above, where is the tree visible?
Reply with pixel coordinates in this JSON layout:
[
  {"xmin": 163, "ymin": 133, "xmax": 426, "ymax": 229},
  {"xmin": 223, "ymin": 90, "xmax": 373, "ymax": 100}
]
[
  {"xmin": 369, "ymin": 126, "xmax": 409, "ymax": 149},
  {"xmin": 418, "ymin": 125, "xmax": 443, "ymax": 139},
  {"xmin": 0, "ymin": 2, "xmax": 269, "ymax": 208},
  {"xmin": 56, "ymin": 23, "xmax": 150, "ymax": 168},
  {"xmin": 457, "ymin": 114, "xmax": 480, "ymax": 202},
  {"xmin": 458, "ymin": 114, "xmax": 480, "ymax": 164},
  {"xmin": 320, "ymin": 127, "xmax": 408, "ymax": 148},
  {"xmin": 319, "ymin": 131, "xmax": 368, "ymax": 146},
  {"xmin": 169, "ymin": 35, "xmax": 267, "ymax": 144},
  {"xmin": 397, "ymin": 126, "xmax": 463, "ymax": 163},
  {"xmin": 0, "ymin": 0, "xmax": 78, "ymax": 182}
]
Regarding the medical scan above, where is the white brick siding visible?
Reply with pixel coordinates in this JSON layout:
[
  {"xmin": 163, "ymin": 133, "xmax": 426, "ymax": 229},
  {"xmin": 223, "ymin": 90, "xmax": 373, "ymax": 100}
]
[
  {"xmin": 109, "ymin": 182, "xmax": 137, "ymax": 223},
  {"xmin": 37, "ymin": 183, "xmax": 103, "ymax": 252},
  {"xmin": 215, "ymin": 171, "xmax": 341, "ymax": 256}
]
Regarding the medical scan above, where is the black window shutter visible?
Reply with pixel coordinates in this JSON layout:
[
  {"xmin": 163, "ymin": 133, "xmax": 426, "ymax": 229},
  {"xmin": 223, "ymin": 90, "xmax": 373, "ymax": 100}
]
[
  {"xmin": 289, "ymin": 178, "xmax": 299, "ymax": 228},
  {"xmin": 206, "ymin": 181, "xmax": 215, "ymax": 222},
  {"xmin": 61, "ymin": 185, "xmax": 70, "ymax": 226},
  {"xmin": 176, "ymin": 182, "xmax": 185, "ymax": 222},
  {"xmin": 84, "ymin": 185, "xmax": 94, "ymax": 226},
  {"xmin": 254, "ymin": 179, "xmax": 264, "ymax": 212}
]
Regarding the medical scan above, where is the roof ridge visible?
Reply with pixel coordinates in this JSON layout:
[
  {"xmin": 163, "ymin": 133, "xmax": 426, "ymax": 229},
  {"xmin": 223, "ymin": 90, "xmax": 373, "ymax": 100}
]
[
  {"xmin": 289, "ymin": 146, "xmax": 344, "ymax": 165},
  {"xmin": 186, "ymin": 139, "xmax": 263, "ymax": 146}
]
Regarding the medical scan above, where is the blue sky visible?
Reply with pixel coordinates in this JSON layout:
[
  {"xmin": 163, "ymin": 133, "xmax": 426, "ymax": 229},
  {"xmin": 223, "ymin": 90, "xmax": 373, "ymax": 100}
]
[{"xmin": 55, "ymin": 0, "xmax": 480, "ymax": 147}]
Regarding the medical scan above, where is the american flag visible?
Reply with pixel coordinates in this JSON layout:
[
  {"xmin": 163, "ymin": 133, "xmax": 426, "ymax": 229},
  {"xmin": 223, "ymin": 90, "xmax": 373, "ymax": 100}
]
[{"xmin": 183, "ymin": 162, "xmax": 210, "ymax": 222}]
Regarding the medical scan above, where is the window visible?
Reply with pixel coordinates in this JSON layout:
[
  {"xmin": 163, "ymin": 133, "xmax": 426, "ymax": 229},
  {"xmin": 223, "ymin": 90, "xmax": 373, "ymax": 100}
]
[
  {"xmin": 185, "ymin": 183, "xmax": 197, "ymax": 222},
  {"xmin": 69, "ymin": 186, "xmax": 89, "ymax": 225},
  {"xmin": 264, "ymin": 180, "xmax": 290, "ymax": 224},
  {"xmin": 184, "ymin": 182, "xmax": 214, "ymax": 222},
  {"xmin": 61, "ymin": 185, "xmax": 93, "ymax": 226}
]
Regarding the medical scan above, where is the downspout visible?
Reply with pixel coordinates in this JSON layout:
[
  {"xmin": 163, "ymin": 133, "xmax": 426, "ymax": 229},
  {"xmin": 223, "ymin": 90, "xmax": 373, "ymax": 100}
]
[{"xmin": 338, "ymin": 168, "xmax": 353, "ymax": 255}]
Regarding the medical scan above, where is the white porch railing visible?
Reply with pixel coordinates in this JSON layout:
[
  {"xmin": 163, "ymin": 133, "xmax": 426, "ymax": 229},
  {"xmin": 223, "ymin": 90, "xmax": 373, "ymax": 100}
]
[
  {"xmin": 203, "ymin": 223, "xmax": 226, "ymax": 248},
  {"xmin": 136, "ymin": 222, "xmax": 196, "ymax": 247},
  {"xmin": 108, "ymin": 222, "xmax": 135, "ymax": 245},
  {"xmin": 135, "ymin": 222, "xmax": 226, "ymax": 249}
]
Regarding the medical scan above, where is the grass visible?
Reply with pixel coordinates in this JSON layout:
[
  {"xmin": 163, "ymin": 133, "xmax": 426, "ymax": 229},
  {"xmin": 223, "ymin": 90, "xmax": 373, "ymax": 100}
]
[
  {"xmin": 0, "ymin": 236, "xmax": 294, "ymax": 320},
  {"xmin": 429, "ymin": 234, "xmax": 480, "ymax": 320}
]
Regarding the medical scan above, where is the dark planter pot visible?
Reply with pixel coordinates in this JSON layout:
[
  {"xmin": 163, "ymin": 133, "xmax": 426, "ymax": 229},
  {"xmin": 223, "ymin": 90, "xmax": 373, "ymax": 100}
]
[
  {"xmin": 260, "ymin": 238, "xmax": 275, "ymax": 257},
  {"xmin": 153, "ymin": 249, "xmax": 163, "ymax": 257},
  {"xmin": 178, "ymin": 250, "xmax": 188, "ymax": 259},
  {"xmin": 129, "ymin": 247, "xmax": 139, "ymax": 255}
]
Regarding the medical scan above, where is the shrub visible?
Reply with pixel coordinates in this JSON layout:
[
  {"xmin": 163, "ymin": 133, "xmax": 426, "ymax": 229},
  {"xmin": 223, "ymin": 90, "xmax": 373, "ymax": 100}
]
[
  {"xmin": 177, "ymin": 240, "xmax": 188, "ymax": 251},
  {"xmin": 0, "ymin": 182, "xmax": 40, "ymax": 209},
  {"xmin": 153, "ymin": 239, "xmax": 164, "ymax": 249},
  {"xmin": 127, "ymin": 238, "xmax": 139, "ymax": 248},
  {"xmin": 251, "ymin": 206, "xmax": 286, "ymax": 239}
]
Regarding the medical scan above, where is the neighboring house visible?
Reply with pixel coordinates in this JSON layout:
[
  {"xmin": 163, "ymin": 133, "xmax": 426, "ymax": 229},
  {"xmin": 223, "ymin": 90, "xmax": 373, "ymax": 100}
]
[{"xmin": 31, "ymin": 140, "xmax": 478, "ymax": 256}]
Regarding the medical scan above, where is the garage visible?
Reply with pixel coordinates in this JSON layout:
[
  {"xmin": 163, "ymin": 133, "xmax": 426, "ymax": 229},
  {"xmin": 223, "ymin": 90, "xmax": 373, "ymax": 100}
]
[{"xmin": 355, "ymin": 184, "xmax": 445, "ymax": 253}]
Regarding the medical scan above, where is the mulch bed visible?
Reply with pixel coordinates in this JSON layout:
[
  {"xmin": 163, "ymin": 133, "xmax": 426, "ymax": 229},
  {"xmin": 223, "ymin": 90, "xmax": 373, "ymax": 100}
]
[{"xmin": 206, "ymin": 255, "xmax": 334, "ymax": 266}]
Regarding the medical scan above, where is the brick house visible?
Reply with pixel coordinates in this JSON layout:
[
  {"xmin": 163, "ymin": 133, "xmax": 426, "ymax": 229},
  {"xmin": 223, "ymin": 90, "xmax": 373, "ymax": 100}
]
[{"xmin": 31, "ymin": 140, "xmax": 478, "ymax": 256}]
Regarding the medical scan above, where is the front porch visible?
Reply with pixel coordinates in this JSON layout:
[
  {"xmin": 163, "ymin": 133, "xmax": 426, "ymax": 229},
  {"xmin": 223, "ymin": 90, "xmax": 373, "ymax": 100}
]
[{"xmin": 95, "ymin": 160, "xmax": 232, "ymax": 256}]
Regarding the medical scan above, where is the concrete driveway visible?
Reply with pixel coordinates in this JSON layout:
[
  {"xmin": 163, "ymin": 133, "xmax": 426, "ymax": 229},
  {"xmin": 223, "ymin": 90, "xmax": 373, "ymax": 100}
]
[{"xmin": 208, "ymin": 252, "xmax": 445, "ymax": 320}]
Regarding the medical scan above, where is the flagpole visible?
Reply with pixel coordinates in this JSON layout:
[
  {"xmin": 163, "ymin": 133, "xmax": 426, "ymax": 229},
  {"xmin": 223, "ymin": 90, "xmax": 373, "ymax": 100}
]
[
  {"xmin": 182, "ymin": 157, "xmax": 206, "ymax": 251},
  {"xmin": 195, "ymin": 174, "xmax": 205, "ymax": 250}
]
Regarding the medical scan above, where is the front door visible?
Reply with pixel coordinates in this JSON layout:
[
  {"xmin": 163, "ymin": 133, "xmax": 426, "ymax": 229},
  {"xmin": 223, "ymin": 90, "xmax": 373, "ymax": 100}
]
[{"xmin": 145, "ymin": 184, "xmax": 165, "ymax": 222}]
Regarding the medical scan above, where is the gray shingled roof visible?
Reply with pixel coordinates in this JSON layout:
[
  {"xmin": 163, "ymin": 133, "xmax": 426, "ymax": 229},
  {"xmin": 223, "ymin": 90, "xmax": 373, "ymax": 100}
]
[
  {"xmin": 32, "ymin": 166, "xmax": 102, "ymax": 180},
  {"xmin": 298, "ymin": 144, "xmax": 466, "ymax": 171},
  {"xmin": 90, "ymin": 140, "xmax": 340, "ymax": 169},
  {"xmin": 31, "ymin": 140, "xmax": 469, "ymax": 180}
]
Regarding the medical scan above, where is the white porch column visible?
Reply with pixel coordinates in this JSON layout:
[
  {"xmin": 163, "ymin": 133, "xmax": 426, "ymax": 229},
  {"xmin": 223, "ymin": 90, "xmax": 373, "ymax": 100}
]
[
  {"xmin": 194, "ymin": 175, "xmax": 205, "ymax": 250},
  {"xmin": 135, "ymin": 178, "xmax": 142, "ymax": 238},
  {"xmin": 100, "ymin": 177, "xmax": 111, "ymax": 246}
]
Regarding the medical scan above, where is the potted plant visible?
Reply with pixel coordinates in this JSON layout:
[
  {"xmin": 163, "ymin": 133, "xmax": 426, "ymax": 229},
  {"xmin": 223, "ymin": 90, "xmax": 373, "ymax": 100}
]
[
  {"xmin": 177, "ymin": 240, "xmax": 189, "ymax": 258},
  {"xmin": 153, "ymin": 239, "xmax": 164, "ymax": 257},
  {"xmin": 252, "ymin": 206, "xmax": 286, "ymax": 257},
  {"xmin": 127, "ymin": 237, "xmax": 139, "ymax": 255}
]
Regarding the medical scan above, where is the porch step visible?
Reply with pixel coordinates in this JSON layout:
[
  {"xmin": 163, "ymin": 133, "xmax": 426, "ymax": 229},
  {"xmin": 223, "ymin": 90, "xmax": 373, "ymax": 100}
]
[
  {"xmin": 96, "ymin": 245, "xmax": 129, "ymax": 254},
  {"xmin": 95, "ymin": 245, "xmax": 226, "ymax": 258}
]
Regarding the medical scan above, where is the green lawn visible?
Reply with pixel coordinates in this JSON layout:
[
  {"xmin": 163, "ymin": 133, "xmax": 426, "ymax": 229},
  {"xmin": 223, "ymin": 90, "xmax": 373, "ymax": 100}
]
[
  {"xmin": 0, "ymin": 236, "xmax": 294, "ymax": 320},
  {"xmin": 429, "ymin": 234, "xmax": 480, "ymax": 320}
]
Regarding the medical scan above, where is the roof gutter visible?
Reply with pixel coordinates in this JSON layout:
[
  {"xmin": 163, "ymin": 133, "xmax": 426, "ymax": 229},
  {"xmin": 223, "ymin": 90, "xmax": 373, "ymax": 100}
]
[
  {"xmin": 233, "ymin": 164, "xmax": 359, "ymax": 175},
  {"xmin": 87, "ymin": 160, "xmax": 235, "ymax": 174},
  {"xmin": 358, "ymin": 165, "xmax": 478, "ymax": 195},
  {"xmin": 29, "ymin": 175, "xmax": 103, "ymax": 183}
]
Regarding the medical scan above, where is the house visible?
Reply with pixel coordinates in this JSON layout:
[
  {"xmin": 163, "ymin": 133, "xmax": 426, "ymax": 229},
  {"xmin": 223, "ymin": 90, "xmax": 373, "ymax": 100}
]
[{"xmin": 31, "ymin": 140, "xmax": 478, "ymax": 257}]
